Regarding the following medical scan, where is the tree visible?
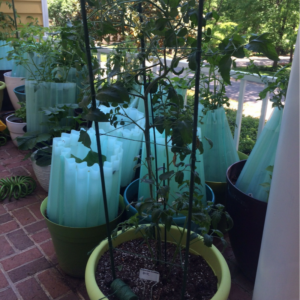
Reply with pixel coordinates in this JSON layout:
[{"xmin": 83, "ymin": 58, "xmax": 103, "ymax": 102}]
[{"xmin": 219, "ymin": 0, "xmax": 299, "ymax": 65}]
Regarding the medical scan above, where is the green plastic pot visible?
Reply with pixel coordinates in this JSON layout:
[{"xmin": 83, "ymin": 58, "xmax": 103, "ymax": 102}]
[
  {"xmin": 41, "ymin": 196, "xmax": 125, "ymax": 278},
  {"xmin": 0, "ymin": 81, "xmax": 6, "ymax": 111},
  {"xmin": 206, "ymin": 151, "xmax": 248, "ymax": 206},
  {"xmin": 85, "ymin": 226, "xmax": 231, "ymax": 300}
]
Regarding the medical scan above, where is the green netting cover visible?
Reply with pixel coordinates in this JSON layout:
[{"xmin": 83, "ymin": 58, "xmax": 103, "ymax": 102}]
[
  {"xmin": 10, "ymin": 53, "xmax": 28, "ymax": 78},
  {"xmin": 199, "ymin": 106, "xmax": 239, "ymax": 182},
  {"xmin": 137, "ymin": 86, "xmax": 187, "ymax": 124},
  {"xmin": 94, "ymin": 105, "xmax": 144, "ymax": 187},
  {"xmin": 235, "ymin": 107, "xmax": 283, "ymax": 202},
  {"xmin": 0, "ymin": 41, "xmax": 14, "ymax": 70},
  {"xmin": 67, "ymin": 67, "xmax": 87, "ymax": 100},
  {"xmin": 25, "ymin": 81, "xmax": 76, "ymax": 133},
  {"xmin": 138, "ymin": 128, "xmax": 207, "ymax": 206},
  {"xmin": 47, "ymin": 128, "xmax": 123, "ymax": 227}
]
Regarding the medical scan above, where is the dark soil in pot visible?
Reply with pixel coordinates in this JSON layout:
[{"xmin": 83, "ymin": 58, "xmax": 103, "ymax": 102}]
[
  {"xmin": 96, "ymin": 238, "xmax": 218, "ymax": 300},
  {"xmin": 226, "ymin": 160, "xmax": 267, "ymax": 282}
]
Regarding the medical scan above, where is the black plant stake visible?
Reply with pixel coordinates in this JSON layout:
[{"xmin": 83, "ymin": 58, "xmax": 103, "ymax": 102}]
[
  {"xmin": 79, "ymin": 0, "xmax": 116, "ymax": 280},
  {"xmin": 181, "ymin": 0, "xmax": 205, "ymax": 298}
]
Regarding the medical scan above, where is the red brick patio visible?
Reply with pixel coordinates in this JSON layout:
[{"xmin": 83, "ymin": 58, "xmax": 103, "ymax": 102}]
[{"xmin": 0, "ymin": 139, "xmax": 254, "ymax": 300}]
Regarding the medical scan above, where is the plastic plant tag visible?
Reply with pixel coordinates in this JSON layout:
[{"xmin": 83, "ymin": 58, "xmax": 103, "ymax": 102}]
[{"xmin": 139, "ymin": 269, "xmax": 160, "ymax": 282}]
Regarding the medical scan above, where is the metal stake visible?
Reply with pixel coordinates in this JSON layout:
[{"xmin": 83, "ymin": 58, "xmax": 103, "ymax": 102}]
[
  {"xmin": 180, "ymin": 0, "xmax": 205, "ymax": 298},
  {"xmin": 79, "ymin": 0, "xmax": 116, "ymax": 279}
]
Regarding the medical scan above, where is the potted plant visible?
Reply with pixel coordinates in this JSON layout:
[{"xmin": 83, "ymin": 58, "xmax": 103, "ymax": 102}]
[
  {"xmin": 74, "ymin": 0, "xmax": 252, "ymax": 297},
  {"xmin": 6, "ymin": 102, "xmax": 26, "ymax": 146},
  {"xmin": 74, "ymin": 0, "xmax": 281, "ymax": 295},
  {"xmin": 17, "ymin": 103, "xmax": 87, "ymax": 191},
  {"xmin": 39, "ymin": 125, "xmax": 126, "ymax": 278},
  {"xmin": 226, "ymin": 65, "xmax": 289, "ymax": 282}
]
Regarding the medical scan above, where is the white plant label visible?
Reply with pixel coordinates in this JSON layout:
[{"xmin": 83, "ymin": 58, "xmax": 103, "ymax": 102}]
[{"xmin": 139, "ymin": 269, "xmax": 160, "ymax": 282}]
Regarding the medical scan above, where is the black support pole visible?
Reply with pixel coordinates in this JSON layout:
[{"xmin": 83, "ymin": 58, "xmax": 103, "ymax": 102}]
[
  {"xmin": 180, "ymin": 0, "xmax": 204, "ymax": 298},
  {"xmin": 79, "ymin": 0, "xmax": 116, "ymax": 280}
]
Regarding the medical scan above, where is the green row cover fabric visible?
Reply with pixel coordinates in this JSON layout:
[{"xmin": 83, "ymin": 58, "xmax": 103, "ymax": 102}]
[
  {"xmin": 138, "ymin": 128, "xmax": 207, "ymax": 206},
  {"xmin": 94, "ymin": 105, "xmax": 144, "ymax": 187},
  {"xmin": 67, "ymin": 67, "xmax": 87, "ymax": 100},
  {"xmin": 47, "ymin": 128, "xmax": 123, "ymax": 227},
  {"xmin": 235, "ymin": 107, "xmax": 283, "ymax": 202},
  {"xmin": 137, "ymin": 86, "xmax": 187, "ymax": 124},
  {"xmin": 25, "ymin": 80, "xmax": 76, "ymax": 133},
  {"xmin": 0, "ymin": 41, "xmax": 14, "ymax": 70},
  {"xmin": 10, "ymin": 53, "xmax": 28, "ymax": 78},
  {"xmin": 199, "ymin": 106, "xmax": 239, "ymax": 182}
]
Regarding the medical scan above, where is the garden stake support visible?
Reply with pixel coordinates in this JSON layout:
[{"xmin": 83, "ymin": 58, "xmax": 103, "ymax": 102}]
[
  {"xmin": 181, "ymin": 0, "xmax": 205, "ymax": 298},
  {"xmin": 79, "ymin": 0, "xmax": 116, "ymax": 280}
]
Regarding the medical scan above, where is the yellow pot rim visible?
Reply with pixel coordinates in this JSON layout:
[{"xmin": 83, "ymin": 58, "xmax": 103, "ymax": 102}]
[{"xmin": 85, "ymin": 226, "xmax": 231, "ymax": 300}]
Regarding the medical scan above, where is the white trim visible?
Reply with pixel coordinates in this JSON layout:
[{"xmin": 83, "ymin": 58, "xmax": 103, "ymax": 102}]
[{"xmin": 41, "ymin": 0, "xmax": 49, "ymax": 27}]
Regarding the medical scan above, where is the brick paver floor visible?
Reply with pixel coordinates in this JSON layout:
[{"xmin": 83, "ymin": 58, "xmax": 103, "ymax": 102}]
[{"xmin": 0, "ymin": 139, "xmax": 254, "ymax": 300}]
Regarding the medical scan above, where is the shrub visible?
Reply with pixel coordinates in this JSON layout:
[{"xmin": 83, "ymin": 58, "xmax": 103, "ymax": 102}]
[{"xmin": 225, "ymin": 108, "xmax": 259, "ymax": 155}]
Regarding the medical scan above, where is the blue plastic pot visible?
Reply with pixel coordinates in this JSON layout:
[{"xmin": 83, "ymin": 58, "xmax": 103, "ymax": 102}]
[
  {"xmin": 13, "ymin": 85, "xmax": 26, "ymax": 103},
  {"xmin": 124, "ymin": 178, "xmax": 215, "ymax": 227}
]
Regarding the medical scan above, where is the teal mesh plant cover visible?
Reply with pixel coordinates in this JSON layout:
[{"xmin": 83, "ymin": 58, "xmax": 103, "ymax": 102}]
[
  {"xmin": 11, "ymin": 52, "xmax": 48, "ymax": 79},
  {"xmin": 138, "ymin": 128, "xmax": 207, "ymax": 206},
  {"xmin": 94, "ymin": 105, "xmax": 144, "ymax": 187},
  {"xmin": 235, "ymin": 107, "xmax": 284, "ymax": 202},
  {"xmin": 0, "ymin": 41, "xmax": 14, "ymax": 70},
  {"xmin": 199, "ymin": 106, "xmax": 239, "ymax": 182},
  {"xmin": 10, "ymin": 53, "xmax": 28, "ymax": 78},
  {"xmin": 67, "ymin": 67, "xmax": 87, "ymax": 100},
  {"xmin": 25, "ymin": 81, "xmax": 76, "ymax": 133},
  {"xmin": 47, "ymin": 128, "xmax": 123, "ymax": 227},
  {"xmin": 137, "ymin": 86, "xmax": 187, "ymax": 124}
]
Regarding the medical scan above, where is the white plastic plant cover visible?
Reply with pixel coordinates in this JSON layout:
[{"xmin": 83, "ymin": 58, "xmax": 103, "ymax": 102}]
[
  {"xmin": 199, "ymin": 106, "xmax": 239, "ymax": 182},
  {"xmin": 25, "ymin": 81, "xmax": 76, "ymax": 133},
  {"xmin": 235, "ymin": 107, "xmax": 284, "ymax": 202},
  {"xmin": 94, "ymin": 105, "xmax": 144, "ymax": 187},
  {"xmin": 138, "ymin": 128, "xmax": 207, "ymax": 206},
  {"xmin": 0, "ymin": 41, "xmax": 14, "ymax": 70},
  {"xmin": 47, "ymin": 128, "xmax": 123, "ymax": 227}
]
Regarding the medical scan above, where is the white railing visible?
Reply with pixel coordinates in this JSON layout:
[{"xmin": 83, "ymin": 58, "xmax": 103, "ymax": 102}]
[{"xmin": 96, "ymin": 48, "xmax": 276, "ymax": 151}]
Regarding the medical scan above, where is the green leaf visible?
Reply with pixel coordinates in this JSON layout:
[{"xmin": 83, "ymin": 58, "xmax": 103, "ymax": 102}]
[
  {"xmin": 152, "ymin": 209, "xmax": 162, "ymax": 223},
  {"xmin": 194, "ymin": 172, "xmax": 201, "ymax": 185},
  {"xmin": 197, "ymin": 139, "xmax": 204, "ymax": 154},
  {"xmin": 203, "ymin": 234, "xmax": 213, "ymax": 247},
  {"xmin": 189, "ymin": 232, "xmax": 198, "ymax": 242},
  {"xmin": 155, "ymin": 18, "xmax": 168, "ymax": 31},
  {"xmin": 266, "ymin": 165, "xmax": 274, "ymax": 172},
  {"xmin": 218, "ymin": 55, "xmax": 232, "ymax": 85},
  {"xmin": 161, "ymin": 214, "xmax": 173, "ymax": 231},
  {"xmin": 205, "ymin": 11, "xmax": 219, "ymax": 21},
  {"xmin": 84, "ymin": 108, "xmax": 110, "ymax": 122},
  {"xmin": 153, "ymin": 116, "xmax": 165, "ymax": 134},
  {"xmin": 211, "ymin": 210, "xmax": 222, "ymax": 229},
  {"xmin": 175, "ymin": 171, "xmax": 184, "ymax": 184},
  {"xmin": 79, "ymin": 130, "xmax": 91, "ymax": 149},
  {"xmin": 71, "ymin": 151, "xmax": 106, "ymax": 167},
  {"xmin": 159, "ymin": 170, "xmax": 174, "ymax": 181},
  {"xmin": 188, "ymin": 52, "xmax": 197, "ymax": 71},
  {"xmin": 169, "ymin": 0, "xmax": 180, "ymax": 8},
  {"xmin": 177, "ymin": 28, "xmax": 187, "ymax": 37},
  {"xmin": 246, "ymin": 33, "xmax": 279, "ymax": 61},
  {"xmin": 204, "ymin": 136, "xmax": 213, "ymax": 149},
  {"xmin": 96, "ymin": 82, "xmax": 130, "ymax": 104}
]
